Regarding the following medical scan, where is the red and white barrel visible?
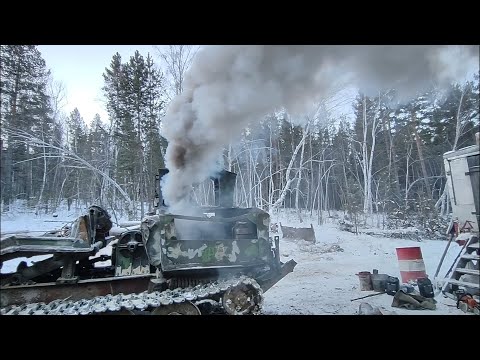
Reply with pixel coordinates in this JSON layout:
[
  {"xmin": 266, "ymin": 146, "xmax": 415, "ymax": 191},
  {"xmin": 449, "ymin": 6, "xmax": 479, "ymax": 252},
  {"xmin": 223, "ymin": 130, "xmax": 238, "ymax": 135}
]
[{"xmin": 396, "ymin": 247, "xmax": 427, "ymax": 283}]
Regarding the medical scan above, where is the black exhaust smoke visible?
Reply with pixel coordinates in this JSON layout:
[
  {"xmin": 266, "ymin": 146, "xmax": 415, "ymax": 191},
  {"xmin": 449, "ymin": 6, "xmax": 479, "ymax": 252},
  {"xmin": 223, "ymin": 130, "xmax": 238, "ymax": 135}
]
[{"xmin": 159, "ymin": 45, "xmax": 478, "ymax": 213}]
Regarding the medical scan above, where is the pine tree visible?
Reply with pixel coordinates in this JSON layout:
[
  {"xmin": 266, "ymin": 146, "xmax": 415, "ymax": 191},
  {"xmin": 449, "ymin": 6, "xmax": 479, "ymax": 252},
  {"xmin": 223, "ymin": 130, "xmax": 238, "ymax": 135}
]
[
  {"xmin": 62, "ymin": 108, "xmax": 89, "ymax": 209},
  {"xmin": 143, "ymin": 54, "xmax": 167, "ymax": 211},
  {"xmin": 0, "ymin": 45, "xmax": 53, "ymax": 210},
  {"xmin": 102, "ymin": 51, "xmax": 167, "ymax": 218},
  {"xmin": 87, "ymin": 114, "xmax": 110, "ymax": 205}
]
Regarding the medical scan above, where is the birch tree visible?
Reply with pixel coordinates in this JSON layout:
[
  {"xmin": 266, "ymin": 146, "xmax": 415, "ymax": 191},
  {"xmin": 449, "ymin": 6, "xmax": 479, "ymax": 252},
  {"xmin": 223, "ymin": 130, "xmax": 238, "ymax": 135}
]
[{"xmin": 154, "ymin": 45, "xmax": 199, "ymax": 98}]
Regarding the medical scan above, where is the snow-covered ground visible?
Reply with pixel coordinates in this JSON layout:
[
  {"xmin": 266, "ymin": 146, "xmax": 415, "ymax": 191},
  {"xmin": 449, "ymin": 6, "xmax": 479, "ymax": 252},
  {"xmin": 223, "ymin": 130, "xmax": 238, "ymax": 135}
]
[
  {"xmin": 263, "ymin": 211, "xmax": 472, "ymax": 315},
  {"xmin": 0, "ymin": 208, "xmax": 474, "ymax": 315}
]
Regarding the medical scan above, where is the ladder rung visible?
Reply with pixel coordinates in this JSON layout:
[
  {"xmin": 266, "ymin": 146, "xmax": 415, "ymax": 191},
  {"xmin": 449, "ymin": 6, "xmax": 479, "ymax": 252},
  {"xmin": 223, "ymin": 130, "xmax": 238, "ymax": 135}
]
[
  {"xmin": 454, "ymin": 268, "xmax": 480, "ymax": 276},
  {"xmin": 444, "ymin": 279, "xmax": 480, "ymax": 289},
  {"xmin": 468, "ymin": 242, "xmax": 479, "ymax": 249},
  {"xmin": 461, "ymin": 254, "xmax": 480, "ymax": 261}
]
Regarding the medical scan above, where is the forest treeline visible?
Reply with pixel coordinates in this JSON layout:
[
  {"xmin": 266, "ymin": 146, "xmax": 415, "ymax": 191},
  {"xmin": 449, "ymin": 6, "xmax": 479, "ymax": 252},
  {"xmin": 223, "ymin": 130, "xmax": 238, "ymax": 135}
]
[{"xmin": 1, "ymin": 45, "xmax": 478, "ymax": 228}]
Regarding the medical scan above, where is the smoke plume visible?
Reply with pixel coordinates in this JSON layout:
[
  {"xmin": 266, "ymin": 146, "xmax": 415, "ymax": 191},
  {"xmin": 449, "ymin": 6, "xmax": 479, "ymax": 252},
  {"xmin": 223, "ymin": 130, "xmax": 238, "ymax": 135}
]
[{"xmin": 161, "ymin": 45, "xmax": 479, "ymax": 212}]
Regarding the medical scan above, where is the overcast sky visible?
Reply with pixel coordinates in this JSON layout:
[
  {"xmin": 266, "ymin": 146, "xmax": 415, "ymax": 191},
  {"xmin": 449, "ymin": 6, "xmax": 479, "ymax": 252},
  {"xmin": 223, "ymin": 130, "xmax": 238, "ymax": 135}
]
[
  {"xmin": 38, "ymin": 45, "xmax": 159, "ymax": 123},
  {"xmin": 37, "ymin": 45, "xmax": 359, "ymax": 126},
  {"xmin": 37, "ymin": 45, "xmax": 477, "ymax": 129}
]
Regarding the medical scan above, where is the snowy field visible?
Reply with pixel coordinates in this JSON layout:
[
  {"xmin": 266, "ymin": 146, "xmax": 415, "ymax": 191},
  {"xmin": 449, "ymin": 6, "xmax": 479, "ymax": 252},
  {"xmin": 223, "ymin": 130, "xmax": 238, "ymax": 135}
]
[
  {"xmin": 0, "ymin": 207, "xmax": 473, "ymax": 315},
  {"xmin": 263, "ymin": 212, "xmax": 471, "ymax": 315}
]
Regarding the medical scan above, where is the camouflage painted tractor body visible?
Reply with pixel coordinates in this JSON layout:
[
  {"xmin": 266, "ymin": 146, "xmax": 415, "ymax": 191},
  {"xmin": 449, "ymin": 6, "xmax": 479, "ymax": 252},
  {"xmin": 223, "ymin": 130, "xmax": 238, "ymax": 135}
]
[
  {"xmin": 115, "ymin": 169, "xmax": 295, "ymax": 296},
  {"xmin": 0, "ymin": 169, "xmax": 296, "ymax": 315},
  {"xmin": 140, "ymin": 208, "xmax": 278, "ymax": 286}
]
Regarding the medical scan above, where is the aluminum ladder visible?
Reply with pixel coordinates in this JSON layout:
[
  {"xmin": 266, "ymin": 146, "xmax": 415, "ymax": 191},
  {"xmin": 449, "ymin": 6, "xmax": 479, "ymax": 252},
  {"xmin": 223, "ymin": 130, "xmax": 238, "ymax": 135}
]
[{"xmin": 441, "ymin": 233, "xmax": 479, "ymax": 300}]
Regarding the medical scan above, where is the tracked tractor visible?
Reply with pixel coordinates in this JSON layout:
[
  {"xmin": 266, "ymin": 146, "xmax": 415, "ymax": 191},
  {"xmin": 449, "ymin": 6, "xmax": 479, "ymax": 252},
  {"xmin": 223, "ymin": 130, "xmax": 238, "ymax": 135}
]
[{"xmin": 0, "ymin": 169, "xmax": 297, "ymax": 315}]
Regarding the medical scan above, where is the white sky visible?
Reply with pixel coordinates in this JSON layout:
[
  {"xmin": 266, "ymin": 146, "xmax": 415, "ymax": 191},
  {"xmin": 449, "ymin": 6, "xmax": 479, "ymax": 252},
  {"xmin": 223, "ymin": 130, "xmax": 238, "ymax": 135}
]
[
  {"xmin": 39, "ymin": 45, "xmax": 478, "ymax": 129},
  {"xmin": 38, "ymin": 45, "xmax": 357, "ymax": 127},
  {"xmin": 38, "ymin": 45, "xmax": 160, "ymax": 124}
]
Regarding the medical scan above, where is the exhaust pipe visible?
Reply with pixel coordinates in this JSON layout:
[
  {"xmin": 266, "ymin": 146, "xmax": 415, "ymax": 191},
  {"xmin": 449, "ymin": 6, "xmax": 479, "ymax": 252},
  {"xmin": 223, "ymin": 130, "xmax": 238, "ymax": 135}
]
[
  {"xmin": 155, "ymin": 169, "xmax": 169, "ymax": 208},
  {"xmin": 211, "ymin": 170, "xmax": 237, "ymax": 207},
  {"xmin": 155, "ymin": 168, "xmax": 237, "ymax": 208}
]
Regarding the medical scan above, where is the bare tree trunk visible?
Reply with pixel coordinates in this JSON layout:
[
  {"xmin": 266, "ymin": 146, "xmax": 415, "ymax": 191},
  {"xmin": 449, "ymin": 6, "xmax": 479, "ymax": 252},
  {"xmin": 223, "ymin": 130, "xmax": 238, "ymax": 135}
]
[
  {"xmin": 309, "ymin": 133, "xmax": 314, "ymax": 216},
  {"xmin": 324, "ymin": 165, "xmax": 331, "ymax": 214},
  {"xmin": 382, "ymin": 115, "xmax": 401, "ymax": 201},
  {"xmin": 269, "ymin": 125, "xmax": 274, "ymax": 210},
  {"xmin": 277, "ymin": 138, "xmax": 283, "ymax": 209},
  {"xmin": 361, "ymin": 96, "xmax": 369, "ymax": 213},
  {"xmin": 412, "ymin": 118, "xmax": 431, "ymax": 199},
  {"xmin": 76, "ymin": 172, "xmax": 80, "ymax": 210},
  {"xmin": 51, "ymin": 158, "xmax": 60, "ymax": 211},
  {"xmin": 374, "ymin": 178, "xmax": 381, "ymax": 214},
  {"xmin": 295, "ymin": 125, "xmax": 307, "ymax": 222},
  {"xmin": 57, "ymin": 169, "xmax": 72, "ymax": 208},
  {"xmin": 405, "ymin": 144, "xmax": 412, "ymax": 207},
  {"xmin": 312, "ymin": 161, "xmax": 320, "ymax": 215},
  {"xmin": 387, "ymin": 120, "xmax": 402, "ymax": 198},
  {"xmin": 247, "ymin": 146, "xmax": 253, "ymax": 207},
  {"xmin": 154, "ymin": 45, "xmax": 199, "ymax": 98},
  {"xmin": 270, "ymin": 128, "xmax": 308, "ymax": 212},
  {"xmin": 35, "ymin": 134, "xmax": 48, "ymax": 215},
  {"xmin": 342, "ymin": 159, "xmax": 350, "ymax": 211},
  {"xmin": 435, "ymin": 85, "xmax": 468, "ymax": 214},
  {"xmin": 248, "ymin": 149, "xmax": 262, "ymax": 208},
  {"xmin": 452, "ymin": 86, "xmax": 467, "ymax": 151},
  {"xmin": 318, "ymin": 161, "xmax": 323, "ymax": 225},
  {"xmin": 358, "ymin": 95, "xmax": 378, "ymax": 215},
  {"xmin": 366, "ymin": 109, "xmax": 378, "ymax": 215}
]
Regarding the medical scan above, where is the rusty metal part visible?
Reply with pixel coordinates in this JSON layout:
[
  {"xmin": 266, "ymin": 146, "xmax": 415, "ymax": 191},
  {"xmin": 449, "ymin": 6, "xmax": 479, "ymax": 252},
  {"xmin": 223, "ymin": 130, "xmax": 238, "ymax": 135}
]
[
  {"xmin": 1, "ymin": 255, "xmax": 64, "ymax": 286},
  {"xmin": 114, "ymin": 230, "xmax": 150, "ymax": 276},
  {"xmin": 194, "ymin": 299, "xmax": 223, "ymax": 314},
  {"xmin": 116, "ymin": 231, "xmax": 145, "ymax": 258},
  {"xmin": 257, "ymin": 259, "xmax": 297, "ymax": 292},
  {"xmin": 151, "ymin": 301, "xmax": 201, "ymax": 315},
  {"xmin": 222, "ymin": 278, "xmax": 263, "ymax": 315},
  {"xmin": 0, "ymin": 274, "xmax": 154, "ymax": 308},
  {"xmin": 168, "ymin": 277, "xmax": 206, "ymax": 289},
  {"xmin": 56, "ymin": 257, "xmax": 78, "ymax": 284},
  {"xmin": 0, "ymin": 235, "xmax": 95, "ymax": 261}
]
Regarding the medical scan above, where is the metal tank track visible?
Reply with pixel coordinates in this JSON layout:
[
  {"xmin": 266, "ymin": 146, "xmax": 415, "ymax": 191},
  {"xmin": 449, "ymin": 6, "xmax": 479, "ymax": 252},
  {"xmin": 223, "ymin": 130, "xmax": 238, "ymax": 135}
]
[{"xmin": 0, "ymin": 276, "xmax": 263, "ymax": 315}]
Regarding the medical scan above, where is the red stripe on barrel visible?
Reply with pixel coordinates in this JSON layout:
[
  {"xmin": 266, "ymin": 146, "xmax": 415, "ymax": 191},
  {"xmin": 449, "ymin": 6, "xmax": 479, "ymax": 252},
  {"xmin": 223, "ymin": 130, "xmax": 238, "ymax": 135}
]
[
  {"xmin": 396, "ymin": 246, "xmax": 423, "ymax": 260},
  {"xmin": 396, "ymin": 247, "xmax": 427, "ymax": 283}
]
